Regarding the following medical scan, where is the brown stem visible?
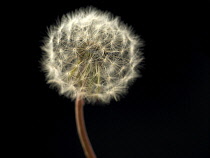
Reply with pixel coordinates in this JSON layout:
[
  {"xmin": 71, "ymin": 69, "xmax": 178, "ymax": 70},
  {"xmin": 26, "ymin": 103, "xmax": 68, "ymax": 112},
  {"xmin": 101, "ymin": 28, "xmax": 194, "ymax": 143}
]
[{"xmin": 75, "ymin": 96, "xmax": 97, "ymax": 158}]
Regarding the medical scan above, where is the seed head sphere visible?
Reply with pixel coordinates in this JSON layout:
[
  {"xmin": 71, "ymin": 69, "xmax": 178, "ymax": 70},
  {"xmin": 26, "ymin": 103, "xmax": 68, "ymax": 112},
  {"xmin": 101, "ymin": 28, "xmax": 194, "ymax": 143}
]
[{"xmin": 41, "ymin": 7, "xmax": 144, "ymax": 104}]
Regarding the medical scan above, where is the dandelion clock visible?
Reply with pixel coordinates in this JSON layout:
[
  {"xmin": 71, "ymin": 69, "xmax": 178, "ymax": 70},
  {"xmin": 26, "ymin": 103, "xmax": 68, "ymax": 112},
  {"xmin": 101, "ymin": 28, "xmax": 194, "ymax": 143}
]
[{"xmin": 41, "ymin": 6, "xmax": 144, "ymax": 158}]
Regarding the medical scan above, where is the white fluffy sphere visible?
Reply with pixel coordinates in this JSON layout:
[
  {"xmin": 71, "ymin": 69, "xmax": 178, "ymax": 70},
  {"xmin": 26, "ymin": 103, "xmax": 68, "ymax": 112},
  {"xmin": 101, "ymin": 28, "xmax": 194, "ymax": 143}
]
[{"xmin": 41, "ymin": 7, "xmax": 144, "ymax": 104}]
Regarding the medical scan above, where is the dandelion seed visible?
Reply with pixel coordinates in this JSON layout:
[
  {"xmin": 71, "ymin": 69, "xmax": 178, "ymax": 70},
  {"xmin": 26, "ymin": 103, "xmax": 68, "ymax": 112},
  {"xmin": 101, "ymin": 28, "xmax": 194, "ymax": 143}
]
[{"xmin": 42, "ymin": 7, "xmax": 144, "ymax": 104}]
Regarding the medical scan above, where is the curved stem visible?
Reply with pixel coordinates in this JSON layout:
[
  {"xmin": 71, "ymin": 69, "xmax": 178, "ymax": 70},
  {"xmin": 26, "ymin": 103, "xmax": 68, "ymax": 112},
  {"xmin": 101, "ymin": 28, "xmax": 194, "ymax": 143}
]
[{"xmin": 75, "ymin": 96, "xmax": 97, "ymax": 158}]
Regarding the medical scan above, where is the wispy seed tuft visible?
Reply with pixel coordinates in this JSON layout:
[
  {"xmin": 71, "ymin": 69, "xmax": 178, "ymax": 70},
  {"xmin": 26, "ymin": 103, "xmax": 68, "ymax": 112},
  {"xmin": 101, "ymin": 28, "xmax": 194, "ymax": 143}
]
[{"xmin": 41, "ymin": 6, "xmax": 144, "ymax": 104}]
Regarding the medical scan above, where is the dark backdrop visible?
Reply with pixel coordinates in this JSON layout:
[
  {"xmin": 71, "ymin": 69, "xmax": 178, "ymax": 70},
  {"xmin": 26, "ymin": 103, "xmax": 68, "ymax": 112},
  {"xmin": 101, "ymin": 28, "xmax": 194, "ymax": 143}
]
[{"xmin": 12, "ymin": 1, "xmax": 209, "ymax": 158}]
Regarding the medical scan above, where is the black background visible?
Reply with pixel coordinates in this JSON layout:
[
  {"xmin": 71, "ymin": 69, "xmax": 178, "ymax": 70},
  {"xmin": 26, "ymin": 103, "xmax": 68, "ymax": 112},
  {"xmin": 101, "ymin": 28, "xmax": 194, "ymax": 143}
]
[{"xmin": 10, "ymin": 1, "xmax": 209, "ymax": 158}]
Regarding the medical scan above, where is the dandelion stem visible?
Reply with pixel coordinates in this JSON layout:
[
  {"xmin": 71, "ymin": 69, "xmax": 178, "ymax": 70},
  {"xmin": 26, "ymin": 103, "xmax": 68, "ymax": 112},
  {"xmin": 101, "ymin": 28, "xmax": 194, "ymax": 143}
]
[{"xmin": 75, "ymin": 96, "xmax": 97, "ymax": 158}]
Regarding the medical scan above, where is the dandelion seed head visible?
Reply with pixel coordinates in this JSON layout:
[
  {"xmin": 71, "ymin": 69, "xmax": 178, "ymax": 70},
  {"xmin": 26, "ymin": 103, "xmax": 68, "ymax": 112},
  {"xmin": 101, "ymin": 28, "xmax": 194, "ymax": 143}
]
[{"xmin": 41, "ymin": 6, "xmax": 144, "ymax": 104}]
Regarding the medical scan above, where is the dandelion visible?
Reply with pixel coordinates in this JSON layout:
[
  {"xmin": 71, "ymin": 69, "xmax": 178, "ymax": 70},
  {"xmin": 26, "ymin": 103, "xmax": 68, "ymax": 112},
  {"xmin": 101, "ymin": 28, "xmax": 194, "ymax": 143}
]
[{"xmin": 41, "ymin": 6, "xmax": 144, "ymax": 158}]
